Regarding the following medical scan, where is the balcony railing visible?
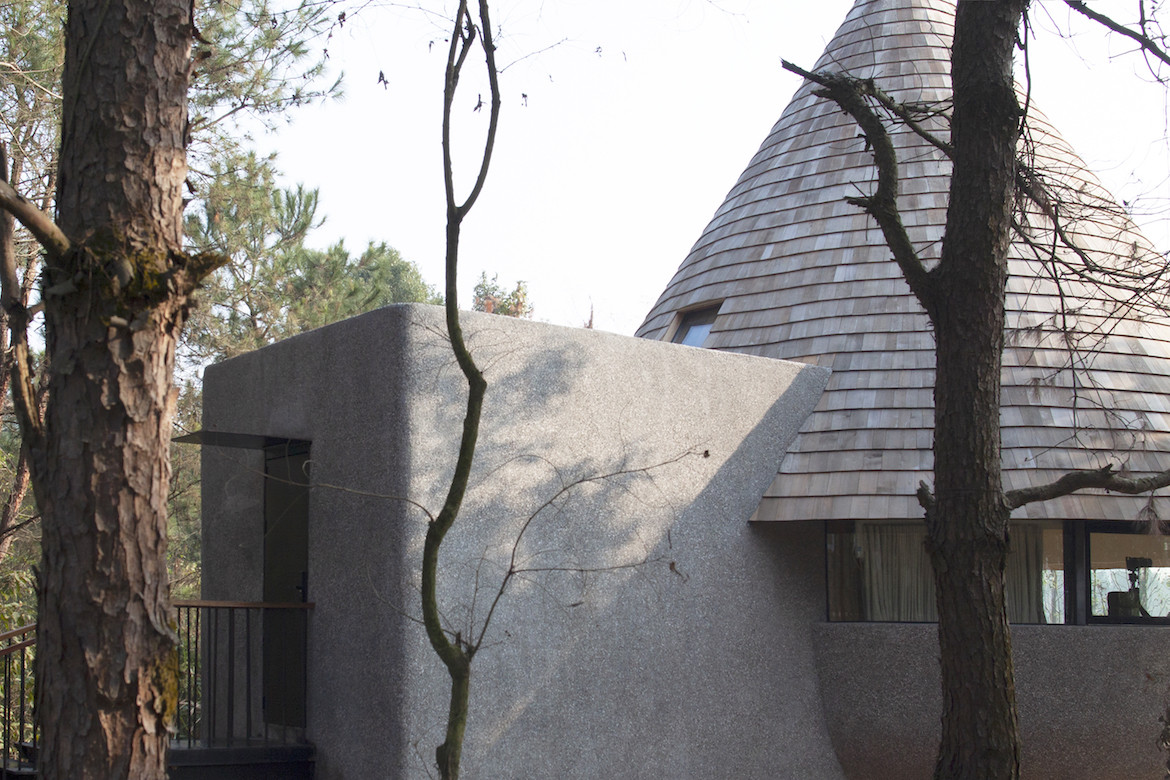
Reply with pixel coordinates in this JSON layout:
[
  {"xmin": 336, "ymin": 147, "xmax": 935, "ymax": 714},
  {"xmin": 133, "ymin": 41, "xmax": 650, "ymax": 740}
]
[
  {"xmin": 0, "ymin": 623, "xmax": 35, "ymax": 775},
  {"xmin": 0, "ymin": 600, "xmax": 312, "ymax": 774},
  {"xmin": 175, "ymin": 600, "xmax": 313, "ymax": 748}
]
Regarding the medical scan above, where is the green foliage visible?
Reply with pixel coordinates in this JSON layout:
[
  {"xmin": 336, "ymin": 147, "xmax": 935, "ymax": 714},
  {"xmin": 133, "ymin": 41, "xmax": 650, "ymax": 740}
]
[
  {"xmin": 0, "ymin": 392, "xmax": 39, "ymax": 630},
  {"xmin": 0, "ymin": 4, "xmax": 64, "ymax": 627},
  {"xmin": 285, "ymin": 240, "xmax": 443, "ymax": 332},
  {"xmin": 0, "ymin": 0, "xmax": 64, "ymax": 194},
  {"xmin": 472, "ymin": 272, "xmax": 533, "ymax": 318},
  {"xmin": 183, "ymin": 151, "xmax": 440, "ymax": 364},
  {"xmin": 182, "ymin": 150, "xmax": 313, "ymax": 360},
  {"xmin": 188, "ymin": 0, "xmax": 342, "ymax": 182},
  {"xmin": 0, "ymin": 0, "xmax": 351, "ymax": 608},
  {"xmin": 0, "ymin": 530, "xmax": 39, "ymax": 632},
  {"xmin": 168, "ymin": 383, "xmax": 203, "ymax": 601},
  {"xmin": 0, "ymin": 567, "xmax": 35, "ymax": 631}
]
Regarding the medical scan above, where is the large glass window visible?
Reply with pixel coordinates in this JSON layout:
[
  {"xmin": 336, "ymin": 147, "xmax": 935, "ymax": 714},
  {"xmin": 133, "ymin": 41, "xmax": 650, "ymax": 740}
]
[
  {"xmin": 1088, "ymin": 525, "xmax": 1170, "ymax": 623},
  {"xmin": 827, "ymin": 519, "xmax": 1170, "ymax": 625},
  {"xmin": 826, "ymin": 521, "xmax": 1066, "ymax": 623}
]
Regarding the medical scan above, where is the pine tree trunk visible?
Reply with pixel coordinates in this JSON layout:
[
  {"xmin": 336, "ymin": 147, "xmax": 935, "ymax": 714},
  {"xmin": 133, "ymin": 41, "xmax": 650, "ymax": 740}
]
[
  {"xmin": 927, "ymin": 2, "xmax": 1027, "ymax": 778},
  {"xmin": 32, "ymin": 2, "xmax": 195, "ymax": 777}
]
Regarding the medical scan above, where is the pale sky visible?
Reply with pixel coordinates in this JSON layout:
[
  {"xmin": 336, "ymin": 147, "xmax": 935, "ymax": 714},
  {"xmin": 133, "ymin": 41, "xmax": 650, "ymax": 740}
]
[{"xmin": 265, "ymin": 0, "xmax": 1170, "ymax": 336}]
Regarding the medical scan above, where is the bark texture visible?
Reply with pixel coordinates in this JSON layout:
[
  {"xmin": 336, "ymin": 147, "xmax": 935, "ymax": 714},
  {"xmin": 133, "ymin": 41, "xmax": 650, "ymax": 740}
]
[
  {"xmin": 789, "ymin": 2, "xmax": 1028, "ymax": 776},
  {"xmin": 26, "ymin": 2, "xmax": 218, "ymax": 777},
  {"xmin": 926, "ymin": 2, "xmax": 1027, "ymax": 778}
]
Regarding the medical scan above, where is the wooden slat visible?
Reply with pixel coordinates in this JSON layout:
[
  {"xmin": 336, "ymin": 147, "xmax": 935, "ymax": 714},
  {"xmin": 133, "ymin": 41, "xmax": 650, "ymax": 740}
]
[
  {"xmin": 172, "ymin": 600, "xmax": 315, "ymax": 610},
  {"xmin": 638, "ymin": 0, "xmax": 1170, "ymax": 526}
]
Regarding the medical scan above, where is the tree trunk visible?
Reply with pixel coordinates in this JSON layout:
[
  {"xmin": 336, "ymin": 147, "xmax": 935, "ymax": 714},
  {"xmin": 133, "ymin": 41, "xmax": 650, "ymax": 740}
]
[
  {"xmin": 435, "ymin": 657, "xmax": 471, "ymax": 779},
  {"xmin": 31, "ymin": 2, "xmax": 197, "ymax": 777},
  {"xmin": 36, "ymin": 301, "xmax": 186, "ymax": 779},
  {"xmin": 927, "ymin": 2, "xmax": 1027, "ymax": 778}
]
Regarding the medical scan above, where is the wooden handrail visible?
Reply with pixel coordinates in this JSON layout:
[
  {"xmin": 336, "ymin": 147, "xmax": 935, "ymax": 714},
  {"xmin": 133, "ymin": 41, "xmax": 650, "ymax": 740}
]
[
  {"xmin": 0, "ymin": 638, "xmax": 34, "ymax": 658},
  {"xmin": 0, "ymin": 604, "xmax": 311, "ymax": 651},
  {"xmin": 0, "ymin": 623, "xmax": 34, "ymax": 648},
  {"xmin": 173, "ymin": 600, "xmax": 315, "ymax": 610},
  {"xmin": 0, "ymin": 604, "xmax": 314, "ymax": 662}
]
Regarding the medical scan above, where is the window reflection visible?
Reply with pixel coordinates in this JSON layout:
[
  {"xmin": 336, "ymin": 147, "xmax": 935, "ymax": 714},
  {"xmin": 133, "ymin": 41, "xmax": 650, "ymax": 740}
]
[
  {"xmin": 670, "ymin": 306, "xmax": 720, "ymax": 347},
  {"xmin": 1089, "ymin": 530, "xmax": 1170, "ymax": 622},
  {"xmin": 826, "ymin": 521, "xmax": 1066, "ymax": 624}
]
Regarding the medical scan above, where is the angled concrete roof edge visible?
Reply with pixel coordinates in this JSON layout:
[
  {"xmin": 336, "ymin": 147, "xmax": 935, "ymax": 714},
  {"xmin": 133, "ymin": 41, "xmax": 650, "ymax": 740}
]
[{"xmin": 201, "ymin": 304, "xmax": 831, "ymax": 506}]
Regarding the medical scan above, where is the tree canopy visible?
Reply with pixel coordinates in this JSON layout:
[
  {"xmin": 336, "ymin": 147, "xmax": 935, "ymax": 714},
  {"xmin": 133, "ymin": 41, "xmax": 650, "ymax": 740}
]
[
  {"xmin": 183, "ymin": 151, "xmax": 440, "ymax": 364},
  {"xmin": 472, "ymin": 272, "xmax": 532, "ymax": 318}
]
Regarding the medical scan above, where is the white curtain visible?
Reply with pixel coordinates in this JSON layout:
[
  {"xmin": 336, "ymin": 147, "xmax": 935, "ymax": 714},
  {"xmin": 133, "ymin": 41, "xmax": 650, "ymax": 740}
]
[
  {"xmin": 1005, "ymin": 523, "xmax": 1045, "ymax": 624},
  {"xmin": 855, "ymin": 522, "xmax": 1049, "ymax": 623},
  {"xmin": 858, "ymin": 523, "xmax": 936, "ymax": 622}
]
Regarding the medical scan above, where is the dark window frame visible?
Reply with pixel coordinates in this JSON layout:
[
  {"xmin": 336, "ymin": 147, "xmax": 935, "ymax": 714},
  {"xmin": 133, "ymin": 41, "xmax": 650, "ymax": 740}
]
[
  {"xmin": 669, "ymin": 304, "xmax": 722, "ymax": 347},
  {"xmin": 823, "ymin": 518, "xmax": 1170, "ymax": 626},
  {"xmin": 1083, "ymin": 520, "xmax": 1170, "ymax": 626}
]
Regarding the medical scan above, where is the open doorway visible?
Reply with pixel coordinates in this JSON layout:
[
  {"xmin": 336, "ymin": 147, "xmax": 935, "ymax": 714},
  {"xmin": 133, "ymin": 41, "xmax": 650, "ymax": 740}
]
[{"xmin": 263, "ymin": 441, "xmax": 310, "ymax": 728}]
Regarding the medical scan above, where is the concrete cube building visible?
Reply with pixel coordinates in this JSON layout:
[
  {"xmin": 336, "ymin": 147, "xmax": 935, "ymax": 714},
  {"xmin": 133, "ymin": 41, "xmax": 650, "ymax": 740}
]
[{"xmin": 196, "ymin": 0, "xmax": 1170, "ymax": 777}]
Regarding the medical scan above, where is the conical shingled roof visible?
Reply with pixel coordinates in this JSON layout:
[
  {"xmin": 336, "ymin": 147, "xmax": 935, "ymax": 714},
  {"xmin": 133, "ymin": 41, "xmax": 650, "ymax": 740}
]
[{"xmin": 636, "ymin": 0, "xmax": 1170, "ymax": 524}]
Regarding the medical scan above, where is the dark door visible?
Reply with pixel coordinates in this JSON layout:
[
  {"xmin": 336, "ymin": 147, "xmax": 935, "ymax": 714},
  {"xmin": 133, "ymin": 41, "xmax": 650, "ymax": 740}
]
[{"xmin": 263, "ymin": 443, "xmax": 310, "ymax": 728}]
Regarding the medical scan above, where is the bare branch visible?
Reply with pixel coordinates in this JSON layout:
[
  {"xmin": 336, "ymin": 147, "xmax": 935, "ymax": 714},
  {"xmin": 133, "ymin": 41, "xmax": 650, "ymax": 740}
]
[
  {"xmin": 781, "ymin": 60, "xmax": 936, "ymax": 311},
  {"xmin": 457, "ymin": 0, "xmax": 502, "ymax": 217},
  {"xmin": 1005, "ymin": 464, "xmax": 1170, "ymax": 509},
  {"xmin": 866, "ymin": 88, "xmax": 953, "ymax": 159},
  {"xmin": 0, "ymin": 144, "xmax": 44, "ymax": 449},
  {"xmin": 512, "ymin": 556, "xmax": 666, "ymax": 577},
  {"xmin": 427, "ymin": 2, "xmax": 503, "ymax": 774},
  {"xmin": 312, "ymin": 480, "xmax": 436, "ymax": 523},
  {"xmin": 0, "ymin": 175, "xmax": 69, "ymax": 259},
  {"xmin": 429, "ymin": 0, "xmax": 487, "ymax": 674},
  {"xmin": 1015, "ymin": 165, "xmax": 1099, "ymax": 273},
  {"xmin": 203, "ymin": 447, "xmax": 440, "ymax": 524},
  {"xmin": 1064, "ymin": 0, "xmax": 1170, "ymax": 70},
  {"xmin": 0, "ymin": 515, "xmax": 37, "ymax": 544},
  {"xmin": 500, "ymin": 37, "xmax": 568, "ymax": 74},
  {"xmin": 471, "ymin": 449, "xmax": 700, "ymax": 653},
  {"xmin": 1012, "ymin": 139, "xmax": 1170, "ymax": 326}
]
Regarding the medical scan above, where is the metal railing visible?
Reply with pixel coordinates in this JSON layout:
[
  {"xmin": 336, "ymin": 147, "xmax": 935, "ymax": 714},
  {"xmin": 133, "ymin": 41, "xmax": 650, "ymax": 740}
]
[
  {"xmin": 0, "ymin": 600, "xmax": 312, "ymax": 771},
  {"xmin": 0, "ymin": 623, "xmax": 35, "ymax": 775},
  {"xmin": 174, "ymin": 600, "xmax": 313, "ymax": 748}
]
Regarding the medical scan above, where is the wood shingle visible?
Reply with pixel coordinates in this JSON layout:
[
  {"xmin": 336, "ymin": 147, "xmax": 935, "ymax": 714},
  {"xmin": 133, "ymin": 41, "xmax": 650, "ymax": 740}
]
[{"xmin": 637, "ymin": 0, "xmax": 1170, "ymax": 526}]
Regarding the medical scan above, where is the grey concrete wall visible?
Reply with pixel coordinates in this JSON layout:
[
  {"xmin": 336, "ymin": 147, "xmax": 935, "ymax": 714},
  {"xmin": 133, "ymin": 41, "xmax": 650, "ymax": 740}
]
[
  {"xmin": 814, "ymin": 622, "xmax": 1170, "ymax": 779},
  {"xmin": 202, "ymin": 309, "xmax": 415, "ymax": 768},
  {"xmin": 202, "ymin": 304, "xmax": 841, "ymax": 779}
]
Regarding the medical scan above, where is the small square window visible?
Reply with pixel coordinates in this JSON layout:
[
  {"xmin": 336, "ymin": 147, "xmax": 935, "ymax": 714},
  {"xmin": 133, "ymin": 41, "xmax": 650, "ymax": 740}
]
[{"xmin": 670, "ymin": 305, "xmax": 721, "ymax": 347}]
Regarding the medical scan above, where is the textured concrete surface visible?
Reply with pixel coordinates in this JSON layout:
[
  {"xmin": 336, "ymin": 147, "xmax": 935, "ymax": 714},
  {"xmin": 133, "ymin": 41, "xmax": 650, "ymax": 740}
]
[
  {"xmin": 814, "ymin": 622, "xmax": 1170, "ymax": 779},
  {"xmin": 202, "ymin": 303, "xmax": 836, "ymax": 779}
]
